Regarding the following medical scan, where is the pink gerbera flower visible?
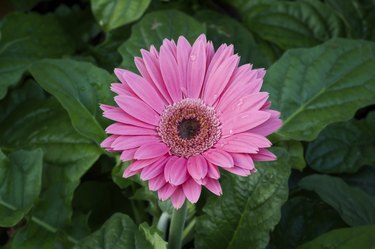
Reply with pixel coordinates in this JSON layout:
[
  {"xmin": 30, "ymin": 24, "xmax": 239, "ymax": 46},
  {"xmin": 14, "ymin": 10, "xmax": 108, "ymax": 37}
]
[{"xmin": 101, "ymin": 34, "xmax": 282, "ymax": 208}]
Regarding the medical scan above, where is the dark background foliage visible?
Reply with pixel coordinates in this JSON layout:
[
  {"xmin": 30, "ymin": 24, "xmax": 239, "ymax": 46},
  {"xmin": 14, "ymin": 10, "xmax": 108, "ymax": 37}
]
[{"xmin": 0, "ymin": 0, "xmax": 374, "ymax": 248}]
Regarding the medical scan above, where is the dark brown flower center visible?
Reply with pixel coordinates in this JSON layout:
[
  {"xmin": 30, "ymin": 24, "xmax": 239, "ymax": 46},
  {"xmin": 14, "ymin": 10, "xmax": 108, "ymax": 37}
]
[{"xmin": 178, "ymin": 118, "xmax": 201, "ymax": 140}]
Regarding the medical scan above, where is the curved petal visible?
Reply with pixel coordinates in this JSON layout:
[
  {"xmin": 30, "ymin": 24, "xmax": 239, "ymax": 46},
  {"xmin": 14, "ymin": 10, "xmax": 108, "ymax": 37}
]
[
  {"xmin": 101, "ymin": 105, "xmax": 155, "ymax": 129},
  {"xmin": 141, "ymin": 48, "xmax": 173, "ymax": 104},
  {"xmin": 203, "ymin": 55, "xmax": 239, "ymax": 106},
  {"xmin": 183, "ymin": 178, "xmax": 201, "ymax": 203},
  {"xmin": 216, "ymin": 133, "xmax": 271, "ymax": 154},
  {"xmin": 160, "ymin": 39, "xmax": 182, "ymax": 102},
  {"xmin": 170, "ymin": 187, "xmax": 186, "ymax": 209},
  {"xmin": 186, "ymin": 36, "xmax": 207, "ymax": 98},
  {"xmin": 207, "ymin": 163, "xmax": 220, "ymax": 179},
  {"xmin": 158, "ymin": 183, "xmax": 177, "ymax": 201},
  {"xmin": 221, "ymin": 111, "xmax": 271, "ymax": 137},
  {"xmin": 203, "ymin": 149, "xmax": 234, "ymax": 168},
  {"xmin": 100, "ymin": 135, "xmax": 118, "ymax": 150},
  {"xmin": 231, "ymin": 153, "xmax": 255, "ymax": 170},
  {"xmin": 248, "ymin": 110, "xmax": 282, "ymax": 136},
  {"xmin": 140, "ymin": 156, "xmax": 168, "ymax": 180},
  {"xmin": 111, "ymin": 135, "xmax": 160, "ymax": 150},
  {"xmin": 105, "ymin": 123, "xmax": 157, "ymax": 136},
  {"xmin": 176, "ymin": 36, "xmax": 191, "ymax": 97},
  {"xmin": 110, "ymin": 83, "xmax": 135, "ymax": 96},
  {"xmin": 223, "ymin": 166, "xmax": 251, "ymax": 176},
  {"xmin": 123, "ymin": 158, "xmax": 160, "ymax": 178},
  {"xmin": 149, "ymin": 173, "xmax": 166, "ymax": 191},
  {"xmin": 120, "ymin": 148, "xmax": 137, "ymax": 161},
  {"xmin": 204, "ymin": 178, "xmax": 222, "ymax": 196},
  {"xmin": 164, "ymin": 157, "xmax": 188, "ymax": 185},
  {"xmin": 115, "ymin": 69, "xmax": 166, "ymax": 113},
  {"xmin": 134, "ymin": 142, "xmax": 170, "ymax": 160},
  {"xmin": 187, "ymin": 155, "xmax": 208, "ymax": 181},
  {"xmin": 251, "ymin": 149, "xmax": 277, "ymax": 161},
  {"xmin": 115, "ymin": 95, "xmax": 160, "ymax": 125}
]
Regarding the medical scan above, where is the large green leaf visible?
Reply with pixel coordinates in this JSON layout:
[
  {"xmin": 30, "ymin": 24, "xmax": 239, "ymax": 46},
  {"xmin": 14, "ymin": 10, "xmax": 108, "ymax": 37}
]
[
  {"xmin": 91, "ymin": 0, "xmax": 151, "ymax": 32},
  {"xmin": 195, "ymin": 10, "xmax": 276, "ymax": 68},
  {"xmin": 119, "ymin": 10, "xmax": 206, "ymax": 73},
  {"xmin": 343, "ymin": 166, "xmax": 375, "ymax": 196},
  {"xmin": 299, "ymin": 175, "xmax": 375, "ymax": 226},
  {"xmin": 277, "ymin": 141, "xmax": 305, "ymax": 171},
  {"xmin": 242, "ymin": 0, "xmax": 346, "ymax": 49},
  {"xmin": 29, "ymin": 59, "xmax": 114, "ymax": 143},
  {"xmin": 72, "ymin": 213, "xmax": 154, "ymax": 249},
  {"xmin": 306, "ymin": 112, "xmax": 375, "ymax": 173},
  {"xmin": 0, "ymin": 99, "xmax": 101, "ymax": 237},
  {"xmin": 264, "ymin": 38, "xmax": 375, "ymax": 141},
  {"xmin": 0, "ymin": 12, "xmax": 74, "ymax": 100},
  {"xmin": 298, "ymin": 226, "xmax": 375, "ymax": 249},
  {"xmin": 270, "ymin": 196, "xmax": 346, "ymax": 249},
  {"xmin": 0, "ymin": 149, "xmax": 43, "ymax": 227},
  {"xmin": 195, "ymin": 149, "xmax": 290, "ymax": 249}
]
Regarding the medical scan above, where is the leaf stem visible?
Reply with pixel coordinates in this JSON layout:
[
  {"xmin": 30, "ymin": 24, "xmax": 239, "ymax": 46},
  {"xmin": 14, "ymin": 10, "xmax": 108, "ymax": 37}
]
[
  {"xmin": 168, "ymin": 201, "xmax": 187, "ymax": 249},
  {"xmin": 157, "ymin": 212, "xmax": 170, "ymax": 239}
]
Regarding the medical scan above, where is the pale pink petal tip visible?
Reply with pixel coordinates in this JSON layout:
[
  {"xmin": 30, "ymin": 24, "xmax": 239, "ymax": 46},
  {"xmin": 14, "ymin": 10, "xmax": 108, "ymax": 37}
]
[{"xmin": 100, "ymin": 33, "xmax": 282, "ymax": 207}]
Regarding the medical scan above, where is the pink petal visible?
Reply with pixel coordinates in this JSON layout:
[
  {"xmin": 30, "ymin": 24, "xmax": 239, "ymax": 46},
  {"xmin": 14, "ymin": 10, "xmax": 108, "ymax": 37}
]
[
  {"xmin": 160, "ymin": 39, "xmax": 182, "ymax": 102},
  {"xmin": 111, "ymin": 135, "xmax": 160, "ymax": 150},
  {"xmin": 120, "ymin": 148, "xmax": 137, "ymax": 161},
  {"xmin": 170, "ymin": 187, "xmax": 186, "ymax": 209},
  {"xmin": 183, "ymin": 178, "xmax": 201, "ymax": 203},
  {"xmin": 231, "ymin": 153, "xmax": 255, "ymax": 170},
  {"xmin": 149, "ymin": 173, "xmax": 166, "ymax": 191},
  {"xmin": 140, "ymin": 157, "xmax": 168, "ymax": 180},
  {"xmin": 251, "ymin": 149, "xmax": 277, "ymax": 161},
  {"xmin": 248, "ymin": 110, "xmax": 282, "ymax": 136},
  {"xmin": 221, "ymin": 111, "xmax": 271, "ymax": 137},
  {"xmin": 101, "ymin": 106, "xmax": 155, "ymax": 129},
  {"xmin": 111, "ymin": 83, "xmax": 134, "ymax": 96},
  {"xmin": 176, "ymin": 36, "xmax": 191, "ymax": 97},
  {"xmin": 164, "ymin": 157, "xmax": 188, "ymax": 185},
  {"xmin": 187, "ymin": 155, "xmax": 208, "ymax": 181},
  {"xmin": 123, "ymin": 167, "xmax": 141, "ymax": 177},
  {"xmin": 105, "ymin": 123, "xmax": 157, "ymax": 136},
  {"xmin": 141, "ymin": 49, "xmax": 172, "ymax": 104},
  {"xmin": 203, "ymin": 55, "xmax": 239, "ymax": 106},
  {"xmin": 158, "ymin": 183, "xmax": 177, "ymax": 201},
  {"xmin": 115, "ymin": 69, "xmax": 166, "ymax": 113},
  {"xmin": 204, "ymin": 178, "xmax": 222, "ymax": 196},
  {"xmin": 186, "ymin": 38, "xmax": 207, "ymax": 98},
  {"xmin": 207, "ymin": 163, "xmax": 220, "ymax": 179},
  {"xmin": 134, "ymin": 142, "xmax": 170, "ymax": 160},
  {"xmin": 100, "ymin": 135, "xmax": 118, "ymax": 149},
  {"xmin": 115, "ymin": 95, "xmax": 159, "ymax": 125},
  {"xmin": 203, "ymin": 149, "xmax": 234, "ymax": 168},
  {"xmin": 216, "ymin": 133, "xmax": 271, "ymax": 154},
  {"xmin": 223, "ymin": 166, "xmax": 251, "ymax": 176},
  {"xmin": 123, "ymin": 158, "xmax": 161, "ymax": 178},
  {"xmin": 219, "ymin": 92, "xmax": 269, "ymax": 121},
  {"xmin": 206, "ymin": 41, "xmax": 215, "ymax": 66},
  {"xmin": 204, "ymin": 44, "xmax": 233, "ymax": 81}
]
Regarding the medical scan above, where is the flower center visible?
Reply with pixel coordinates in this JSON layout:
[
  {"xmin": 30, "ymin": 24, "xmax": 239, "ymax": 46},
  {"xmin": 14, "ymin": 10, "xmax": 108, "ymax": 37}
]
[{"xmin": 158, "ymin": 98, "xmax": 221, "ymax": 157}]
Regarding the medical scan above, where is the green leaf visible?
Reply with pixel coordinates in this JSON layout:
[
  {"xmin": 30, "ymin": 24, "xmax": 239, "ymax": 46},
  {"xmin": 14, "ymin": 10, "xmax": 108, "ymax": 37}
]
[
  {"xmin": 264, "ymin": 38, "xmax": 375, "ymax": 141},
  {"xmin": 91, "ymin": 0, "xmax": 151, "ymax": 31},
  {"xmin": 195, "ymin": 10, "xmax": 274, "ymax": 68},
  {"xmin": 29, "ymin": 58, "xmax": 114, "ymax": 143},
  {"xmin": 139, "ymin": 223, "xmax": 167, "ymax": 249},
  {"xmin": 306, "ymin": 112, "xmax": 375, "ymax": 173},
  {"xmin": 343, "ymin": 166, "xmax": 375, "ymax": 196},
  {"xmin": 0, "ymin": 99, "xmax": 101, "ymax": 231},
  {"xmin": 195, "ymin": 148, "xmax": 290, "ymax": 249},
  {"xmin": 278, "ymin": 140, "xmax": 305, "ymax": 171},
  {"xmin": 0, "ymin": 12, "xmax": 74, "ymax": 99},
  {"xmin": 119, "ymin": 10, "xmax": 206, "ymax": 73},
  {"xmin": 299, "ymin": 175, "xmax": 375, "ymax": 226},
  {"xmin": 297, "ymin": 225, "xmax": 375, "ymax": 249},
  {"xmin": 72, "ymin": 213, "xmax": 153, "ymax": 249},
  {"xmin": 270, "ymin": 196, "xmax": 346, "ymax": 249},
  {"xmin": 242, "ymin": 0, "xmax": 346, "ymax": 49},
  {"xmin": 0, "ymin": 149, "xmax": 43, "ymax": 227}
]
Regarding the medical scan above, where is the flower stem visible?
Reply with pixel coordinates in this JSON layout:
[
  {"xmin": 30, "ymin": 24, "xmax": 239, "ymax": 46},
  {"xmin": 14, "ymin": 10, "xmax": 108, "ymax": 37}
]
[{"xmin": 168, "ymin": 201, "xmax": 187, "ymax": 249}]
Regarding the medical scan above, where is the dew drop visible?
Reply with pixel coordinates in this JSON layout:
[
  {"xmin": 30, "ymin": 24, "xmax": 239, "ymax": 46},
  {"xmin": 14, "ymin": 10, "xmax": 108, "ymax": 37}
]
[
  {"xmin": 190, "ymin": 54, "xmax": 196, "ymax": 61},
  {"xmin": 229, "ymin": 129, "xmax": 233, "ymax": 134}
]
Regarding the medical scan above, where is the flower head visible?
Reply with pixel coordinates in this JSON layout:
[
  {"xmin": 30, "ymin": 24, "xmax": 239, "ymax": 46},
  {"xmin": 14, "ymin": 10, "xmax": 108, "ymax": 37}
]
[{"xmin": 101, "ymin": 34, "xmax": 282, "ymax": 208}]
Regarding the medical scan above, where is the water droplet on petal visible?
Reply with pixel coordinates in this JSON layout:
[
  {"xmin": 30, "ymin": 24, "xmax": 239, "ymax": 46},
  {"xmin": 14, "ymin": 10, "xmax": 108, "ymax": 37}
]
[
  {"xmin": 229, "ymin": 129, "xmax": 233, "ymax": 134},
  {"xmin": 190, "ymin": 54, "xmax": 196, "ymax": 61}
]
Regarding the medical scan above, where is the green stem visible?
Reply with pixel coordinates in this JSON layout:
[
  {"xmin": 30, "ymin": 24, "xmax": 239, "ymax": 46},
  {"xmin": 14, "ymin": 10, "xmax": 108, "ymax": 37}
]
[
  {"xmin": 168, "ymin": 201, "xmax": 187, "ymax": 249},
  {"xmin": 157, "ymin": 212, "xmax": 170, "ymax": 240}
]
